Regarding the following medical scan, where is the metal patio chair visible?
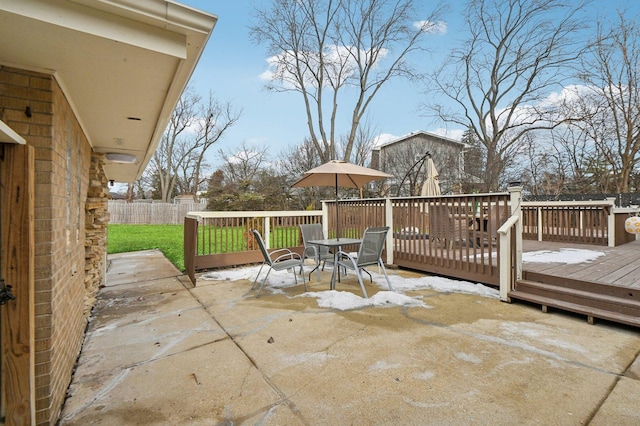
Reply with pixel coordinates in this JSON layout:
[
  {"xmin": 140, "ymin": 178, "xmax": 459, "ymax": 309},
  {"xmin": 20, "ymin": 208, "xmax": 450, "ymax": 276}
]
[
  {"xmin": 299, "ymin": 223, "xmax": 335, "ymax": 281},
  {"xmin": 251, "ymin": 229, "xmax": 306, "ymax": 297},
  {"xmin": 335, "ymin": 226, "xmax": 393, "ymax": 298}
]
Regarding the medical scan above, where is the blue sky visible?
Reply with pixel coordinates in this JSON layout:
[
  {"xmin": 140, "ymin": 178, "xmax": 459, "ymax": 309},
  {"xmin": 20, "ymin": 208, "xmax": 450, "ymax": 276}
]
[{"xmin": 179, "ymin": 0, "xmax": 638, "ymax": 166}]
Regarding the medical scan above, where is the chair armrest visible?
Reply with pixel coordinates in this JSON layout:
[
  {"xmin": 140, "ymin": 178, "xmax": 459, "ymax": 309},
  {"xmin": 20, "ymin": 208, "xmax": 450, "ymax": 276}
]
[
  {"xmin": 303, "ymin": 246, "xmax": 319, "ymax": 259},
  {"xmin": 272, "ymin": 251, "xmax": 302, "ymax": 263},
  {"xmin": 335, "ymin": 250, "xmax": 357, "ymax": 264},
  {"xmin": 268, "ymin": 248, "xmax": 294, "ymax": 260}
]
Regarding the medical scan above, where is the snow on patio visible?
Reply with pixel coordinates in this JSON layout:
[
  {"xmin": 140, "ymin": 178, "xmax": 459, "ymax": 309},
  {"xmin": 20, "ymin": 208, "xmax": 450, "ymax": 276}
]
[{"xmin": 200, "ymin": 248, "xmax": 606, "ymax": 310}]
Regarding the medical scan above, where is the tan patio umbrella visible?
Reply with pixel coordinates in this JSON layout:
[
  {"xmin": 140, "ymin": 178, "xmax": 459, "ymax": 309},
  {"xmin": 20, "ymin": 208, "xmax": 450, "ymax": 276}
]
[
  {"xmin": 420, "ymin": 156, "xmax": 441, "ymax": 197},
  {"xmin": 292, "ymin": 160, "xmax": 393, "ymax": 239}
]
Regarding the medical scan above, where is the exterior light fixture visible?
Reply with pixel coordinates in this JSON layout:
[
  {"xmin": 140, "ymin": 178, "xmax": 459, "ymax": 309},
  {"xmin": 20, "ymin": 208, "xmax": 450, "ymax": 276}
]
[{"xmin": 105, "ymin": 153, "xmax": 137, "ymax": 164}]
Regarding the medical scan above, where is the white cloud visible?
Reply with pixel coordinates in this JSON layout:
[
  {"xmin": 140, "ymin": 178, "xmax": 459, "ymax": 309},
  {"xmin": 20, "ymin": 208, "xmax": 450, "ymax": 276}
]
[
  {"xmin": 430, "ymin": 127, "xmax": 465, "ymax": 141},
  {"xmin": 373, "ymin": 133, "xmax": 398, "ymax": 148},
  {"xmin": 414, "ymin": 20, "xmax": 447, "ymax": 35},
  {"xmin": 536, "ymin": 84, "xmax": 593, "ymax": 109},
  {"xmin": 259, "ymin": 44, "xmax": 388, "ymax": 89}
]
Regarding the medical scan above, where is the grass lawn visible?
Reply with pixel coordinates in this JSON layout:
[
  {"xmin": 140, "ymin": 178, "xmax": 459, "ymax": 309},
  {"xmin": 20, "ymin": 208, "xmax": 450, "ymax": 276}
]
[
  {"xmin": 107, "ymin": 224, "xmax": 305, "ymax": 273},
  {"xmin": 108, "ymin": 224, "xmax": 185, "ymax": 271}
]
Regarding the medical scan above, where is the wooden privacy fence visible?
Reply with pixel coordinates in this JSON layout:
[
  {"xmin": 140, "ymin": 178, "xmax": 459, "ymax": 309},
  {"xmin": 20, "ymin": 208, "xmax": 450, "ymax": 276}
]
[{"xmin": 108, "ymin": 201, "xmax": 205, "ymax": 224}]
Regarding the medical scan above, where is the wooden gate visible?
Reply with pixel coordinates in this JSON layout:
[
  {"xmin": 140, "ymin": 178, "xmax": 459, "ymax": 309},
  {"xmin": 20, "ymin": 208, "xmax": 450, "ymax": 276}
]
[{"xmin": 0, "ymin": 144, "xmax": 35, "ymax": 425}]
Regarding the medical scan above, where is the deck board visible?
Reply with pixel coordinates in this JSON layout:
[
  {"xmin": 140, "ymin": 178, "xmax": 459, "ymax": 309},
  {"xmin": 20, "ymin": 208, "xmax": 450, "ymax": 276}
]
[{"xmin": 522, "ymin": 239, "xmax": 640, "ymax": 289}]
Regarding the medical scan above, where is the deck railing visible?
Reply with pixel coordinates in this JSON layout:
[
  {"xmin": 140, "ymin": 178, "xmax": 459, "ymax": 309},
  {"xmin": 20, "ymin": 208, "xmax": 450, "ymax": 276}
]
[
  {"xmin": 184, "ymin": 192, "xmax": 515, "ymax": 287},
  {"xmin": 184, "ymin": 210, "xmax": 322, "ymax": 284},
  {"xmin": 520, "ymin": 199, "xmax": 638, "ymax": 247},
  {"xmin": 183, "ymin": 191, "xmax": 636, "ymax": 288},
  {"xmin": 387, "ymin": 192, "xmax": 512, "ymax": 287}
]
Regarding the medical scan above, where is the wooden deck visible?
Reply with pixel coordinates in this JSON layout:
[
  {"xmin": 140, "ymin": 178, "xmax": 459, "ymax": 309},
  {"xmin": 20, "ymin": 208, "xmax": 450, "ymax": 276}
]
[
  {"xmin": 514, "ymin": 239, "xmax": 640, "ymax": 327},
  {"xmin": 522, "ymin": 239, "xmax": 640, "ymax": 288}
]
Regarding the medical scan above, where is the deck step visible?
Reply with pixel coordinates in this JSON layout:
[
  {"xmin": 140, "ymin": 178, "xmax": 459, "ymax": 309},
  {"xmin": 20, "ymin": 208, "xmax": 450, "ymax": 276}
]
[
  {"xmin": 522, "ymin": 271, "xmax": 640, "ymax": 300},
  {"xmin": 510, "ymin": 281, "xmax": 640, "ymax": 327},
  {"xmin": 515, "ymin": 279, "xmax": 640, "ymax": 314}
]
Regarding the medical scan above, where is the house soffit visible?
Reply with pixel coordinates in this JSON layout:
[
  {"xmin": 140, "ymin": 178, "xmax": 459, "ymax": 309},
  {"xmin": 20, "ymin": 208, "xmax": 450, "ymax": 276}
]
[{"xmin": 0, "ymin": 0, "xmax": 217, "ymax": 182}]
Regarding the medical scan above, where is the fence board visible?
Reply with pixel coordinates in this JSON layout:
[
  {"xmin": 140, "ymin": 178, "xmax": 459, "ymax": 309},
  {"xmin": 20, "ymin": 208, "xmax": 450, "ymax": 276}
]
[{"xmin": 108, "ymin": 201, "xmax": 205, "ymax": 225}]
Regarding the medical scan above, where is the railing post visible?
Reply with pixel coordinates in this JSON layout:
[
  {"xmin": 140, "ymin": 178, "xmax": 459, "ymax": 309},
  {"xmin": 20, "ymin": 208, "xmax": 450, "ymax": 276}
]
[
  {"xmin": 322, "ymin": 201, "xmax": 329, "ymax": 238},
  {"xmin": 499, "ymin": 228, "xmax": 511, "ymax": 302},
  {"xmin": 385, "ymin": 197, "xmax": 394, "ymax": 265},
  {"xmin": 264, "ymin": 216, "xmax": 271, "ymax": 249},
  {"xmin": 537, "ymin": 207, "xmax": 543, "ymax": 241},
  {"xmin": 509, "ymin": 185, "xmax": 523, "ymax": 282},
  {"xmin": 499, "ymin": 185, "xmax": 523, "ymax": 302},
  {"xmin": 606, "ymin": 197, "xmax": 616, "ymax": 247},
  {"xmin": 183, "ymin": 216, "xmax": 198, "ymax": 285}
]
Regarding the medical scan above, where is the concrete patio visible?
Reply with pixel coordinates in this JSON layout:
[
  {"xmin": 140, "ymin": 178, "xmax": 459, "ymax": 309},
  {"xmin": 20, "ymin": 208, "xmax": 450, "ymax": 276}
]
[{"xmin": 59, "ymin": 249, "xmax": 640, "ymax": 425}]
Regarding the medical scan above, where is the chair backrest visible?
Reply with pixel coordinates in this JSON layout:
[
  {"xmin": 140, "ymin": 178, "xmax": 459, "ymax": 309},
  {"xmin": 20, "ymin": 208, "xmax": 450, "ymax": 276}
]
[
  {"xmin": 251, "ymin": 229, "xmax": 272, "ymax": 266},
  {"xmin": 300, "ymin": 223, "xmax": 324, "ymax": 244},
  {"xmin": 356, "ymin": 227, "xmax": 389, "ymax": 266},
  {"xmin": 299, "ymin": 223, "xmax": 329, "ymax": 257},
  {"xmin": 428, "ymin": 204, "xmax": 454, "ymax": 238}
]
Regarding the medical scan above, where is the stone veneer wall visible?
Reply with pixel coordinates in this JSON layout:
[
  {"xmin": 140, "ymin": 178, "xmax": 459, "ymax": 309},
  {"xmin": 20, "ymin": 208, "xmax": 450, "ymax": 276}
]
[
  {"xmin": 0, "ymin": 66, "xmax": 107, "ymax": 425},
  {"xmin": 85, "ymin": 152, "xmax": 109, "ymax": 315}
]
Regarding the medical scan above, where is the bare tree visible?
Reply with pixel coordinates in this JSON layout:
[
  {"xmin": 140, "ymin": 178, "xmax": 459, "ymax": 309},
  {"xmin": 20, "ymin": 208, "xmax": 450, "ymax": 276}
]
[
  {"xmin": 427, "ymin": 0, "xmax": 589, "ymax": 191},
  {"xmin": 146, "ymin": 87, "xmax": 240, "ymax": 202},
  {"xmin": 217, "ymin": 142, "xmax": 270, "ymax": 191},
  {"xmin": 174, "ymin": 150, "xmax": 211, "ymax": 196},
  {"xmin": 250, "ymin": 0, "xmax": 444, "ymax": 163},
  {"xmin": 341, "ymin": 120, "xmax": 378, "ymax": 167},
  {"xmin": 549, "ymin": 95, "xmax": 605, "ymax": 193},
  {"xmin": 519, "ymin": 132, "xmax": 566, "ymax": 195},
  {"xmin": 278, "ymin": 138, "xmax": 332, "ymax": 210},
  {"xmin": 573, "ymin": 12, "xmax": 640, "ymax": 193}
]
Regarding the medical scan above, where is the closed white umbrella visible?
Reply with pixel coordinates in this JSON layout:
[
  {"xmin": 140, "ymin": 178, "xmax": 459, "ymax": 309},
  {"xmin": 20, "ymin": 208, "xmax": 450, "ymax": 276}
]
[{"xmin": 421, "ymin": 157, "xmax": 441, "ymax": 197}]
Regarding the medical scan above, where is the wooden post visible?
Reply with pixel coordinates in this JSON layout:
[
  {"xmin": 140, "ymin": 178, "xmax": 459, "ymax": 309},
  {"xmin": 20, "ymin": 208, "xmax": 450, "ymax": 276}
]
[
  {"xmin": 385, "ymin": 197, "xmax": 394, "ymax": 265},
  {"xmin": 499, "ymin": 185, "xmax": 523, "ymax": 302},
  {"xmin": 606, "ymin": 197, "xmax": 616, "ymax": 247},
  {"xmin": 509, "ymin": 186, "xmax": 523, "ymax": 283},
  {"xmin": 499, "ymin": 227, "xmax": 512, "ymax": 302},
  {"xmin": 322, "ymin": 201, "xmax": 329, "ymax": 239},
  {"xmin": 537, "ymin": 207, "xmax": 543, "ymax": 241},
  {"xmin": 1, "ymin": 143, "xmax": 36, "ymax": 425},
  {"xmin": 264, "ymin": 217, "xmax": 271, "ymax": 249},
  {"xmin": 183, "ymin": 216, "xmax": 198, "ymax": 285}
]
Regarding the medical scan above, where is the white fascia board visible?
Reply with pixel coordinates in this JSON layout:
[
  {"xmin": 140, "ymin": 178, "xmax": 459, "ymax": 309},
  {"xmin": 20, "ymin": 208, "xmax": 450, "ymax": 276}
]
[
  {"xmin": 88, "ymin": 0, "xmax": 218, "ymax": 34},
  {"xmin": 1, "ymin": 0, "xmax": 188, "ymax": 58}
]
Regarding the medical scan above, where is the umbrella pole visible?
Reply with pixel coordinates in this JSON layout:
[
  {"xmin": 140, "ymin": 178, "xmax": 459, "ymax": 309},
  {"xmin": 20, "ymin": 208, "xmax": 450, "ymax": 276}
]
[{"xmin": 335, "ymin": 175, "xmax": 340, "ymax": 240}]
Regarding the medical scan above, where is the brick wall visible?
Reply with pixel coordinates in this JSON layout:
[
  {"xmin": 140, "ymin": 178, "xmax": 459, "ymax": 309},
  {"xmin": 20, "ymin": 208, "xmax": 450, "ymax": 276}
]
[{"xmin": 0, "ymin": 66, "xmax": 107, "ymax": 425}]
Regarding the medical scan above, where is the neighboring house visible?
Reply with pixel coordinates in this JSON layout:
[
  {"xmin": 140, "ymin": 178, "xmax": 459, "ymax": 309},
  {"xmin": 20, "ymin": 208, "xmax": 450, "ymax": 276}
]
[
  {"xmin": 372, "ymin": 131, "xmax": 467, "ymax": 196},
  {"xmin": 174, "ymin": 194, "xmax": 196, "ymax": 204},
  {"xmin": 0, "ymin": 1, "xmax": 216, "ymax": 424}
]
